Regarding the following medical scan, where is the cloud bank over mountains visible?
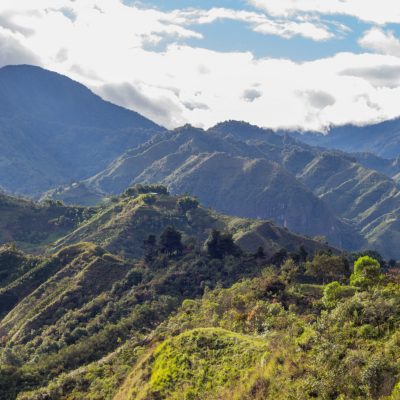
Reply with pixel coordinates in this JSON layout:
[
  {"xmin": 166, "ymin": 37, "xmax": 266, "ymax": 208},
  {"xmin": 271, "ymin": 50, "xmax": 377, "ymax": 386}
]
[{"xmin": 1, "ymin": 0, "xmax": 400, "ymax": 130}]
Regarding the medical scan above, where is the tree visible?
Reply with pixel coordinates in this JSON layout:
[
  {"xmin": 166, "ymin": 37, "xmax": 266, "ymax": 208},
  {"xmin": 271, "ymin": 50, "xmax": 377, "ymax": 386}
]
[
  {"xmin": 159, "ymin": 226, "xmax": 183, "ymax": 256},
  {"xmin": 178, "ymin": 196, "xmax": 199, "ymax": 213},
  {"xmin": 350, "ymin": 250, "xmax": 384, "ymax": 268},
  {"xmin": 299, "ymin": 245, "xmax": 308, "ymax": 263},
  {"xmin": 124, "ymin": 184, "xmax": 169, "ymax": 197},
  {"xmin": 141, "ymin": 194, "xmax": 156, "ymax": 205},
  {"xmin": 350, "ymin": 256, "xmax": 382, "ymax": 289},
  {"xmin": 270, "ymin": 249, "xmax": 287, "ymax": 267},
  {"xmin": 255, "ymin": 246, "xmax": 265, "ymax": 259},
  {"xmin": 206, "ymin": 229, "xmax": 241, "ymax": 259}
]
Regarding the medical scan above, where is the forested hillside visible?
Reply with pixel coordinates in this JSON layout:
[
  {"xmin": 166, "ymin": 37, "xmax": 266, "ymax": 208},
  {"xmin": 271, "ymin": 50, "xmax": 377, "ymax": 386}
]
[
  {"xmin": 0, "ymin": 186, "xmax": 338, "ymax": 399},
  {"xmin": 0, "ymin": 189, "xmax": 397, "ymax": 399},
  {"xmin": 0, "ymin": 64, "xmax": 399, "ymax": 400}
]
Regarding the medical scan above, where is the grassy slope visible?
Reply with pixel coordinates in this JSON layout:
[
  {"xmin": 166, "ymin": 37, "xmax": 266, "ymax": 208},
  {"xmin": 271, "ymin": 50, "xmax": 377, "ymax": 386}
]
[
  {"xmin": 115, "ymin": 328, "xmax": 268, "ymax": 400},
  {"xmin": 24, "ymin": 262, "xmax": 400, "ymax": 400},
  {"xmin": 114, "ymin": 275, "xmax": 400, "ymax": 400},
  {"xmin": 298, "ymin": 152, "xmax": 400, "ymax": 258}
]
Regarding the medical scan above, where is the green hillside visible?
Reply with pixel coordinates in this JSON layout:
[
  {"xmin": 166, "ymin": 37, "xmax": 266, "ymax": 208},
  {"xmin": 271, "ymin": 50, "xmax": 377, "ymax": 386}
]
[
  {"xmin": 0, "ymin": 187, "xmax": 398, "ymax": 400},
  {"xmin": 52, "ymin": 185, "xmax": 331, "ymax": 260},
  {"xmin": 13, "ymin": 250, "xmax": 400, "ymax": 400},
  {"xmin": 0, "ymin": 187, "xmax": 338, "ymax": 400},
  {"xmin": 114, "ymin": 261, "xmax": 400, "ymax": 400},
  {"xmin": 0, "ymin": 64, "xmax": 399, "ymax": 400},
  {"xmin": 115, "ymin": 328, "xmax": 268, "ymax": 400}
]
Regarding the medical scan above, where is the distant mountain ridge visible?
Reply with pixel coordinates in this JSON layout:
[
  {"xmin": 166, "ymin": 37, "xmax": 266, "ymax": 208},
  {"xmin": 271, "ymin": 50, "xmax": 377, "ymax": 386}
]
[
  {"xmin": 0, "ymin": 65, "xmax": 163, "ymax": 195},
  {"xmin": 47, "ymin": 121, "xmax": 400, "ymax": 258},
  {"xmin": 61, "ymin": 124, "xmax": 352, "ymax": 248},
  {"xmin": 290, "ymin": 118, "xmax": 400, "ymax": 159}
]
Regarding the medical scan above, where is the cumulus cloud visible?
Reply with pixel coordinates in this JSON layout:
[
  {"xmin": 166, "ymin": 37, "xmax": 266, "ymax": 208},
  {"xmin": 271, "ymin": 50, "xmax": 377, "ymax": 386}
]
[
  {"xmin": 359, "ymin": 28, "xmax": 400, "ymax": 57},
  {"xmin": 249, "ymin": 0, "xmax": 400, "ymax": 25},
  {"xmin": 97, "ymin": 81, "xmax": 186, "ymax": 128},
  {"xmin": 0, "ymin": 0, "xmax": 400, "ymax": 131},
  {"xmin": 87, "ymin": 45, "xmax": 400, "ymax": 131}
]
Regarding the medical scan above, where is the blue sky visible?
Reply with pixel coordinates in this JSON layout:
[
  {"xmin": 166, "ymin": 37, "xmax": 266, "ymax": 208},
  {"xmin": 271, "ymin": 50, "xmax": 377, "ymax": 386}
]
[
  {"xmin": 130, "ymin": 0, "xmax": 400, "ymax": 60},
  {"xmin": 1, "ymin": 0, "xmax": 400, "ymax": 130}
]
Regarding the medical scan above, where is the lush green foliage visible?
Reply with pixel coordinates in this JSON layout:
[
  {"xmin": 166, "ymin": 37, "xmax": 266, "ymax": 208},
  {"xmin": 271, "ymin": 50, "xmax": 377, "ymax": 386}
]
[
  {"xmin": 0, "ymin": 190, "xmax": 398, "ymax": 400},
  {"xmin": 350, "ymin": 256, "xmax": 383, "ymax": 289},
  {"xmin": 132, "ymin": 328, "xmax": 268, "ymax": 400}
]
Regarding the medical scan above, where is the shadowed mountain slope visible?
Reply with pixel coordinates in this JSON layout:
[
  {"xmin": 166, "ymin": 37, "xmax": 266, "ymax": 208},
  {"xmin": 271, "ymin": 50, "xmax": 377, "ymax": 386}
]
[
  {"xmin": 75, "ymin": 122, "xmax": 399, "ymax": 257},
  {"xmin": 0, "ymin": 65, "xmax": 163, "ymax": 195}
]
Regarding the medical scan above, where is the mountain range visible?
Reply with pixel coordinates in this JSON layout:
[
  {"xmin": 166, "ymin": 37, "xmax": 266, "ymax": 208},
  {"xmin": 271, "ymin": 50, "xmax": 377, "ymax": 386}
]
[
  {"xmin": 46, "ymin": 121, "xmax": 400, "ymax": 258},
  {"xmin": 0, "ymin": 64, "xmax": 400, "ymax": 400},
  {"xmin": 0, "ymin": 65, "xmax": 399, "ymax": 259}
]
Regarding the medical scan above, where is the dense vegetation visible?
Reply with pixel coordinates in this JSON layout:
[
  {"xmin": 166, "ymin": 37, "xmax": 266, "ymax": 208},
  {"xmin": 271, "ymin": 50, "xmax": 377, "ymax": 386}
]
[{"xmin": 0, "ymin": 188, "xmax": 398, "ymax": 399}]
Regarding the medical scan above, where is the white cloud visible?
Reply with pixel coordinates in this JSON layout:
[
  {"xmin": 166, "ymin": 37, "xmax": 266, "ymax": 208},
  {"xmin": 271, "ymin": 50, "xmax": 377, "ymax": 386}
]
[
  {"xmin": 0, "ymin": 27, "xmax": 40, "ymax": 67},
  {"xmin": 359, "ymin": 28, "xmax": 400, "ymax": 57},
  {"xmin": 171, "ymin": 8, "xmax": 334, "ymax": 41},
  {"xmin": 88, "ymin": 44, "xmax": 400, "ymax": 131},
  {"xmin": 250, "ymin": 0, "xmax": 400, "ymax": 25},
  {"xmin": 0, "ymin": 0, "xmax": 400, "ymax": 131}
]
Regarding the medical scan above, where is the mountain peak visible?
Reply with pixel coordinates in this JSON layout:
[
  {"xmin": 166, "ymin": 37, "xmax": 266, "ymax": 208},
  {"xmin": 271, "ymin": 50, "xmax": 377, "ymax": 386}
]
[
  {"xmin": 209, "ymin": 120, "xmax": 274, "ymax": 140},
  {"xmin": 0, "ymin": 64, "xmax": 160, "ymax": 130}
]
